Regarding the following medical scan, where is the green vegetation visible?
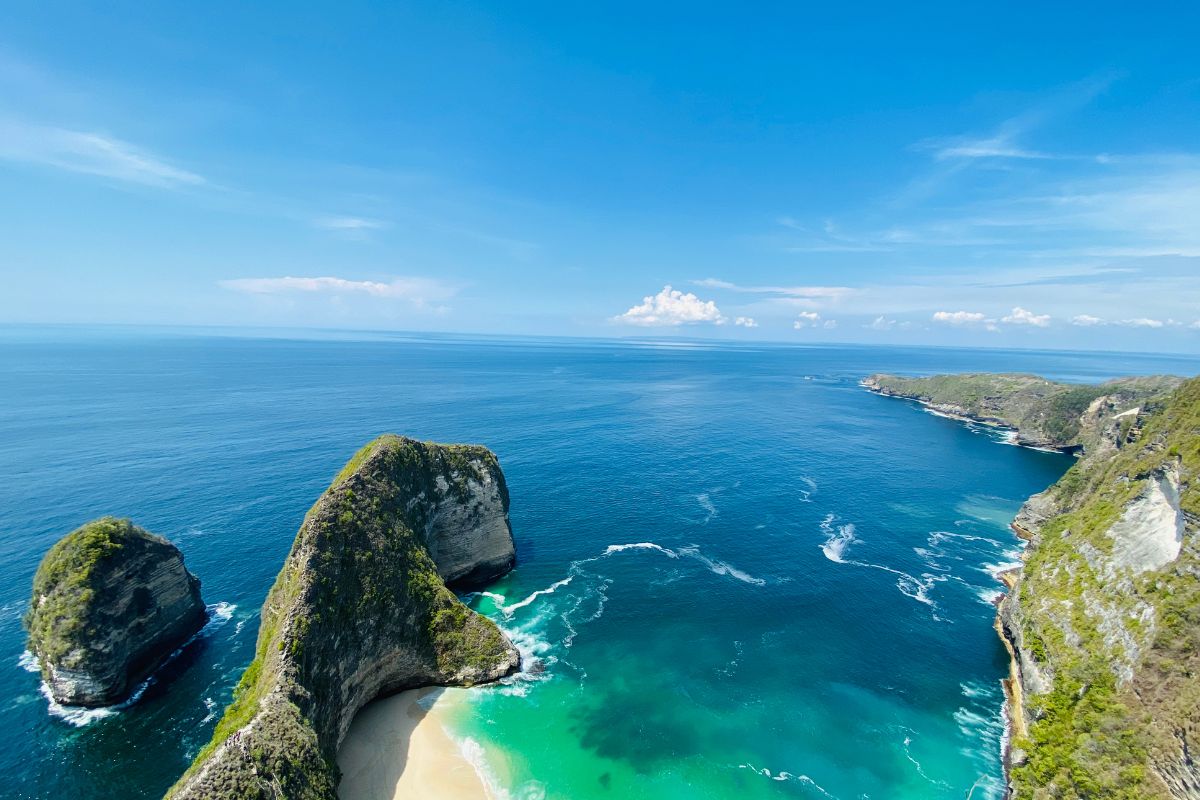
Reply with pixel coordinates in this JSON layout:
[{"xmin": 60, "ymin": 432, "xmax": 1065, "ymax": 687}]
[
  {"xmin": 1005, "ymin": 377, "xmax": 1200, "ymax": 798},
  {"xmin": 26, "ymin": 517, "xmax": 156, "ymax": 664},
  {"xmin": 167, "ymin": 434, "xmax": 517, "ymax": 800},
  {"xmin": 867, "ymin": 372, "xmax": 1181, "ymax": 452}
]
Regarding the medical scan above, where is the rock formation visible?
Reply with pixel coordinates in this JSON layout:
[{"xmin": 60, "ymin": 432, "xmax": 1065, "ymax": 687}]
[
  {"xmin": 870, "ymin": 373, "xmax": 1200, "ymax": 798},
  {"xmin": 24, "ymin": 517, "xmax": 207, "ymax": 707},
  {"xmin": 165, "ymin": 434, "xmax": 520, "ymax": 800}
]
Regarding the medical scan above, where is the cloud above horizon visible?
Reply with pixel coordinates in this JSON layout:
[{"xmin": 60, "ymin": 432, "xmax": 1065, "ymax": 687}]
[
  {"xmin": 219, "ymin": 275, "xmax": 457, "ymax": 309},
  {"xmin": 793, "ymin": 311, "xmax": 837, "ymax": 330},
  {"xmin": 1002, "ymin": 307, "xmax": 1052, "ymax": 327},
  {"xmin": 613, "ymin": 285, "xmax": 725, "ymax": 327}
]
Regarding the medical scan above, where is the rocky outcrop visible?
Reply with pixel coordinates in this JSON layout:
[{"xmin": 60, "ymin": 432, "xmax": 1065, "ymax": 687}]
[
  {"xmin": 863, "ymin": 372, "xmax": 1182, "ymax": 454},
  {"xmin": 165, "ymin": 434, "xmax": 520, "ymax": 800},
  {"xmin": 24, "ymin": 517, "xmax": 207, "ymax": 707},
  {"xmin": 872, "ymin": 372, "xmax": 1200, "ymax": 798}
]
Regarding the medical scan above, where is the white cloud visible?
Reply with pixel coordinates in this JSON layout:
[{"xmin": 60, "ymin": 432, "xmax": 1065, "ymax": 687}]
[
  {"xmin": 1001, "ymin": 306, "xmax": 1051, "ymax": 327},
  {"xmin": 313, "ymin": 216, "xmax": 386, "ymax": 231},
  {"xmin": 1191, "ymin": 320, "xmax": 1200, "ymax": 329},
  {"xmin": 1071, "ymin": 314, "xmax": 1105, "ymax": 326},
  {"xmin": 932, "ymin": 310, "xmax": 988, "ymax": 325},
  {"xmin": 793, "ymin": 311, "xmax": 821, "ymax": 329},
  {"xmin": 1117, "ymin": 317, "xmax": 1165, "ymax": 328},
  {"xmin": 613, "ymin": 285, "xmax": 725, "ymax": 327},
  {"xmin": 218, "ymin": 275, "xmax": 456, "ymax": 309},
  {"xmin": 0, "ymin": 119, "xmax": 204, "ymax": 187},
  {"xmin": 734, "ymin": 316, "xmax": 758, "ymax": 328},
  {"xmin": 793, "ymin": 312, "xmax": 837, "ymax": 329},
  {"xmin": 868, "ymin": 316, "xmax": 896, "ymax": 331}
]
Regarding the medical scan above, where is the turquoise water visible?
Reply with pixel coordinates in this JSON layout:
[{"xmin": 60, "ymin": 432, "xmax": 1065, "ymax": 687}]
[{"xmin": 2, "ymin": 328, "xmax": 1198, "ymax": 799}]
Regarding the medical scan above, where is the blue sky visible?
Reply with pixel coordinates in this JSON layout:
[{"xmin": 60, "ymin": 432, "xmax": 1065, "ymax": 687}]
[{"xmin": 1, "ymin": 2, "xmax": 1199, "ymax": 351}]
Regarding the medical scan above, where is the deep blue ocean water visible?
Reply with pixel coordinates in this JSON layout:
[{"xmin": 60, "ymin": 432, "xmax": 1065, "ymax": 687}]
[{"xmin": 2, "ymin": 328, "xmax": 1198, "ymax": 799}]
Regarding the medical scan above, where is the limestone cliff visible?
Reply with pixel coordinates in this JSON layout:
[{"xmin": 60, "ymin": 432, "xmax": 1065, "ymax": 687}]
[
  {"xmin": 863, "ymin": 372, "xmax": 1181, "ymax": 454},
  {"xmin": 870, "ymin": 373, "xmax": 1200, "ymax": 798},
  {"xmin": 165, "ymin": 434, "xmax": 520, "ymax": 800},
  {"xmin": 24, "ymin": 517, "xmax": 207, "ymax": 707}
]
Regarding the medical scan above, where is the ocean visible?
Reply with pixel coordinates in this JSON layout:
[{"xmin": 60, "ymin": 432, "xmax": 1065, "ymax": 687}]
[{"xmin": 3, "ymin": 327, "xmax": 1198, "ymax": 799}]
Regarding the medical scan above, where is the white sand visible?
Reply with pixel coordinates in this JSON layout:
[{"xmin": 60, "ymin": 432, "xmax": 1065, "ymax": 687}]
[{"xmin": 337, "ymin": 688, "xmax": 488, "ymax": 800}]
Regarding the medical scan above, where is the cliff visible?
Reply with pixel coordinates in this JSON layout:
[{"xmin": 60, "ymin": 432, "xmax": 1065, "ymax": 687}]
[
  {"xmin": 24, "ymin": 517, "xmax": 207, "ymax": 707},
  {"xmin": 165, "ymin": 434, "xmax": 520, "ymax": 800},
  {"xmin": 863, "ymin": 372, "xmax": 1181, "ymax": 454},
  {"xmin": 869, "ymin": 373, "xmax": 1200, "ymax": 798}
]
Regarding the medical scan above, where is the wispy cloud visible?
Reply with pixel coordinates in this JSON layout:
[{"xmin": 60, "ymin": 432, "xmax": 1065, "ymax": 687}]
[
  {"xmin": 613, "ymin": 285, "xmax": 726, "ymax": 327},
  {"xmin": 0, "ymin": 118, "xmax": 204, "ymax": 187},
  {"xmin": 219, "ymin": 275, "xmax": 457, "ymax": 309},
  {"xmin": 867, "ymin": 315, "xmax": 897, "ymax": 331},
  {"xmin": 313, "ymin": 216, "xmax": 387, "ymax": 231},
  {"xmin": 694, "ymin": 278, "xmax": 854, "ymax": 305},
  {"xmin": 734, "ymin": 316, "xmax": 758, "ymax": 328},
  {"xmin": 921, "ymin": 134, "xmax": 1053, "ymax": 162}
]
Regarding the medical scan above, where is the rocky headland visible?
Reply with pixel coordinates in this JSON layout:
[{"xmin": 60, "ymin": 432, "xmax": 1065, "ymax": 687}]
[
  {"xmin": 869, "ymin": 372, "xmax": 1200, "ymax": 798},
  {"xmin": 165, "ymin": 434, "xmax": 520, "ymax": 800},
  {"xmin": 24, "ymin": 517, "xmax": 207, "ymax": 707},
  {"xmin": 863, "ymin": 372, "xmax": 1182, "ymax": 454}
]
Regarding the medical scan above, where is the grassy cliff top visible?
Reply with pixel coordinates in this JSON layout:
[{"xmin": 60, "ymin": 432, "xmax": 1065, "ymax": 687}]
[
  {"xmin": 866, "ymin": 372, "xmax": 1182, "ymax": 451},
  {"xmin": 25, "ymin": 517, "xmax": 172, "ymax": 663},
  {"xmin": 1009, "ymin": 376, "xmax": 1200, "ymax": 797}
]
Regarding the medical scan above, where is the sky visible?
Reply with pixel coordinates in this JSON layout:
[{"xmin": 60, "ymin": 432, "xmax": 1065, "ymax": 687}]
[{"xmin": 1, "ymin": 2, "xmax": 1199, "ymax": 352}]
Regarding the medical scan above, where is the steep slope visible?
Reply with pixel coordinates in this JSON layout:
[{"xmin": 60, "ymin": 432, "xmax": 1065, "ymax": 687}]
[
  {"xmin": 166, "ymin": 435, "xmax": 520, "ymax": 800},
  {"xmin": 24, "ymin": 517, "xmax": 206, "ymax": 707},
  {"xmin": 997, "ymin": 377, "xmax": 1200, "ymax": 799},
  {"xmin": 868, "ymin": 373, "xmax": 1200, "ymax": 798},
  {"xmin": 863, "ymin": 373, "xmax": 1181, "ymax": 453}
]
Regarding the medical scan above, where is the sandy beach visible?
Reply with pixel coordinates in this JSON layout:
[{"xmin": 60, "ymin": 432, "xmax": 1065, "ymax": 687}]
[{"xmin": 337, "ymin": 688, "xmax": 488, "ymax": 800}]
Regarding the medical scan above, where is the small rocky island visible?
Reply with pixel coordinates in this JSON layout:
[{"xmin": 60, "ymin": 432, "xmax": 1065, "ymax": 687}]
[
  {"xmin": 165, "ymin": 434, "xmax": 520, "ymax": 800},
  {"xmin": 25, "ymin": 517, "xmax": 207, "ymax": 707},
  {"xmin": 869, "ymin": 372, "xmax": 1199, "ymax": 799}
]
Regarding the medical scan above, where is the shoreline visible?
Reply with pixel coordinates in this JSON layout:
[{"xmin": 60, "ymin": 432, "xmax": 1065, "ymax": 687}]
[
  {"xmin": 860, "ymin": 380, "xmax": 1074, "ymax": 456},
  {"xmin": 337, "ymin": 688, "xmax": 490, "ymax": 800}
]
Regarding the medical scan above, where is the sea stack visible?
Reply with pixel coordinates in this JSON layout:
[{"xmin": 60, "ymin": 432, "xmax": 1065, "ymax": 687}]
[
  {"xmin": 25, "ymin": 517, "xmax": 207, "ymax": 707},
  {"xmin": 166, "ymin": 434, "xmax": 520, "ymax": 800}
]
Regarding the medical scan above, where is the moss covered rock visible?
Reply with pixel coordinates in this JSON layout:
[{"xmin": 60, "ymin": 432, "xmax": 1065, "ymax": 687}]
[
  {"xmin": 25, "ymin": 517, "xmax": 207, "ymax": 707},
  {"xmin": 165, "ymin": 435, "xmax": 519, "ymax": 800}
]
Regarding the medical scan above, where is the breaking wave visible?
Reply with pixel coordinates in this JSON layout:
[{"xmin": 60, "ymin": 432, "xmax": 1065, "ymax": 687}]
[
  {"xmin": 737, "ymin": 763, "xmax": 836, "ymax": 797},
  {"xmin": 819, "ymin": 514, "xmax": 945, "ymax": 611}
]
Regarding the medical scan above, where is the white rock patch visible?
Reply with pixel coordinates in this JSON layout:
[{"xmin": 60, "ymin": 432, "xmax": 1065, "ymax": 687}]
[{"xmin": 1108, "ymin": 468, "xmax": 1184, "ymax": 574}]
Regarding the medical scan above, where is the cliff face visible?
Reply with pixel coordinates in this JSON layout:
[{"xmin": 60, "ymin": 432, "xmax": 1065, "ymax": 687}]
[
  {"xmin": 869, "ymin": 373, "xmax": 1200, "ymax": 799},
  {"xmin": 166, "ymin": 435, "xmax": 519, "ymax": 800},
  {"xmin": 863, "ymin": 372, "xmax": 1182, "ymax": 454},
  {"xmin": 998, "ymin": 377, "xmax": 1200, "ymax": 799},
  {"xmin": 24, "ymin": 517, "xmax": 207, "ymax": 707}
]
